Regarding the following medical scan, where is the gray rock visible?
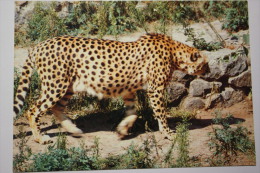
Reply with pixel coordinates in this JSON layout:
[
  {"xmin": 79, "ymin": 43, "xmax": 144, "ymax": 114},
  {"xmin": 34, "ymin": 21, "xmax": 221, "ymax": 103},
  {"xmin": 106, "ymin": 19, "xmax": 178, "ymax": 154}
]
[
  {"xmin": 166, "ymin": 82, "xmax": 187, "ymax": 104},
  {"xmin": 204, "ymin": 60, "xmax": 224, "ymax": 79},
  {"xmin": 204, "ymin": 49, "xmax": 248, "ymax": 79},
  {"xmin": 189, "ymin": 79, "xmax": 211, "ymax": 97},
  {"xmin": 222, "ymin": 53, "xmax": 248, "ymax": 77},
  {"xmin": 171, "ymin": 70, "xmax": 195, "ymax": 86},
  {"xmin": 221, "ymin": 87, "xmax": 234, "ymax": 101},
  {"xmin": 228, "ymin": 69, "xmax": 252, "ymax": 87},
  {"xmin": 181, "ymin": 97, "xmax": 205, "ymax": 111},
  {"xmin": 205, "ymin": 93, "xmax": 223, "ymax": 109},
  {"xmin": 221, "ymin": 87, "xmax": 245, "ymax": 107}
]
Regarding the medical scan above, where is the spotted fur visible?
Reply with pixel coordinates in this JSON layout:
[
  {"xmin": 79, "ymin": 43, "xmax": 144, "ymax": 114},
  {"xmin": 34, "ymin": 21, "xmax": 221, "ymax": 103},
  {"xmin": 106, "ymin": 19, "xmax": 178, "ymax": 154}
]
[{"xmin": 14, "ymin": 33, "xmax": 208, "ymax": 144}]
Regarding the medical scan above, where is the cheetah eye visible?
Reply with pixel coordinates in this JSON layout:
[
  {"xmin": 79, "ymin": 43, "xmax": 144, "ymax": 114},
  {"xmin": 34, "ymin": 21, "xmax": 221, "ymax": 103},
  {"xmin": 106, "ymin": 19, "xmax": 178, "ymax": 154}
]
[{"xmin": 190, "ymin": 52, "xmax": 199, "ymax": 62}]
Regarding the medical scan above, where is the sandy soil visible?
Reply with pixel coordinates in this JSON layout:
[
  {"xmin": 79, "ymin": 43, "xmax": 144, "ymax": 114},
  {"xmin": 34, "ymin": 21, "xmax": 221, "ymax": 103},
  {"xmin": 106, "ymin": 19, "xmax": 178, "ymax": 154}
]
[{"xmin": 13, "ymin": 99, "xmax": 255, "ymax": 166}]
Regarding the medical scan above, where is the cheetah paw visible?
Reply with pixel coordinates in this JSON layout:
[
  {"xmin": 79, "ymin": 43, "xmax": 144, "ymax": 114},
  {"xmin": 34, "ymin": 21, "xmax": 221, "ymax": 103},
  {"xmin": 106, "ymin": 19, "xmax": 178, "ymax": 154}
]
[
  {"xmin": 117, "ymin": 115, "xmax": 138, "ymax": 139},
  {"xmin": 61, "ymin": 120, "xmax": 83, "ymax": 134},
  {"xmin": 38, "ymin": 135, "xmax": 53, "ymax": 144}
]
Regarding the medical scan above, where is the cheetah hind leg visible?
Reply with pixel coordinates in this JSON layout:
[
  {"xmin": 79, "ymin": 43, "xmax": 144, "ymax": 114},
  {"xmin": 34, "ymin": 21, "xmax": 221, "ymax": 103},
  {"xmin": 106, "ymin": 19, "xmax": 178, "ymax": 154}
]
[{"xmin": 52, "ymin": 91, "xmax": 83, "ymax": 135}]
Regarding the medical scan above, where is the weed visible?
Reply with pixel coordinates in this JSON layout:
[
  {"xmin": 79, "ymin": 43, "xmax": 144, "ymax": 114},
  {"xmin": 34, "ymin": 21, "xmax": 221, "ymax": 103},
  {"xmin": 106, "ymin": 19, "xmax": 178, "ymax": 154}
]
[
  {"xmin": 13, "ymin": 126, "xmax": 32, "ymax": 172},
  {"xmin": 184, "ymin": 26, "xmax": 223, "ymax": 51},
  {"xmin": 222, "ymin": 1, "xmax": 249, "ymax": 32},
  {"xmin": 169, "ymin": 107, "xmax": 197, "ymax": 121},
  {"xmin": 27, "ymin": 2, "xmax": 68, "ymax": 43},
  {"xmin": 208, "ymin": 111, "xmax": 255, "ymax": 166},
  {"xmin": 175, "ymin": 122, "xmax": 191, "ymax": 167},
  {"xmin": 116, "ymin": 138, "xmax": 157, "ymax": 169}
]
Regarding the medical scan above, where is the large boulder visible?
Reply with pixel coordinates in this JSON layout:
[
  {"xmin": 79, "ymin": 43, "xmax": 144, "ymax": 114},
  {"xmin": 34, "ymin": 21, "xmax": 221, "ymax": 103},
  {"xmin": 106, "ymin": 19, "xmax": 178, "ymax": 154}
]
[{"xmin": 204, "ymin": 49, "xmax": 248, "ymax": 79}]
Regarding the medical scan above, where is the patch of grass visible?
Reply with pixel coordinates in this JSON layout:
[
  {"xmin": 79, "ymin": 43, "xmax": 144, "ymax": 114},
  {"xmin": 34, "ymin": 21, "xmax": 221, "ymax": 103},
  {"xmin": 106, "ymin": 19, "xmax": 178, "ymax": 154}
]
[
  {"xmin": 207, "ymin": 111, "xmax": 255, "ymax": 166},
  {"xmin": 174, "ymin": 121, "xmax": 191, "ymax": 167},
  {"xmin": 169, "ymin": 107, "xmax": 197, "ymax": 121}
]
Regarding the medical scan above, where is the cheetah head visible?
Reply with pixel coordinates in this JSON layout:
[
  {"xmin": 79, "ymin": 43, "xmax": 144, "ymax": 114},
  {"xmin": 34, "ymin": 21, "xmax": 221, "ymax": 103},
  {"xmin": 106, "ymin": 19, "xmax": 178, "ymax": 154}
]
[{"xmin": 174, "ymin": 49, "xmax": 209, "ymax": 76}]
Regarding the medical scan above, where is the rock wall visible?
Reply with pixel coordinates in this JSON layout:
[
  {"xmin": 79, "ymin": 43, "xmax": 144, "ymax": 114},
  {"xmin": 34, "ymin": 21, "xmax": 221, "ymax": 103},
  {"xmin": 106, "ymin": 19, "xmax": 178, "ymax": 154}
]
[{"xmin": 167, "ymin": 48, "xmax": 251, "ymax": 110}]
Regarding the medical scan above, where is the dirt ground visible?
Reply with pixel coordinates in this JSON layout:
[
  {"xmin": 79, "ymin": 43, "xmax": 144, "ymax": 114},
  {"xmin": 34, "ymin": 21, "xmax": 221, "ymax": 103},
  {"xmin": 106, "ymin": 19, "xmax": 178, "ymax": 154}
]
[{"xmin": 13, "ymin": 98, "xmax": 255, "ymax": 167}]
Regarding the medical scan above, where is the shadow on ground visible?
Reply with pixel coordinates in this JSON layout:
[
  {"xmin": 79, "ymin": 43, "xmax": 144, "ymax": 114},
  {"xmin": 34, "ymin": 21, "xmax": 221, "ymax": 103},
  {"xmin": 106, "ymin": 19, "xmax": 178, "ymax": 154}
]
[{"xmin": 13, "ymin": 109, "xmax": 245, "ymax": 140}]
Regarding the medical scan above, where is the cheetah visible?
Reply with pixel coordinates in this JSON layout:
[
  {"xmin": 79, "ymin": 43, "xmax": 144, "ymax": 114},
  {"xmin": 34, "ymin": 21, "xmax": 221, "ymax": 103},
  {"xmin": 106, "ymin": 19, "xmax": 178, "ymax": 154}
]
[{"xmin": 14, "ymin": 33, "xmax": 209, "ymax": 144}]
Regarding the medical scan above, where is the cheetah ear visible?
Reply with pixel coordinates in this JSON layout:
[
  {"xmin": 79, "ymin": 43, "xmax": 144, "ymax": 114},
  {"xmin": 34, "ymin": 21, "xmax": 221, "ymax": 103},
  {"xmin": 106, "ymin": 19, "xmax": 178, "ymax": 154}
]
[
  {"xmin": 190, "ymin": 53, "xmax": 198, "ymax": 62},
  {"xmin": 194, "ymin": 52, "xmax": 200, "ymax": 59}
]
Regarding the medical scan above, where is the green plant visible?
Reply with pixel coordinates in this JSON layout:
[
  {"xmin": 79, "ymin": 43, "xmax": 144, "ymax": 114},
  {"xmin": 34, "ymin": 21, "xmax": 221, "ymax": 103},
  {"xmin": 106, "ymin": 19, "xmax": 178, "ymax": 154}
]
[
  {"xmin": 169, "ymin": 107, "xmax": 197, "ymax": 121},
  {"xmin": 208, "ymin": 111, "xmax": 255, "ymax": 166},
  {"xmin": 28, "ymin": 136, "xmax": 103, "ymax": 171},
  {"xmin": 27, "ymin": 2, "xmax": 68, "ymax": 42},
  {"xmin": 171, "ymin": 1, "xmax": 198, "ymax": 26},
  {"xmin": 174, "ymin": 121, "xmax": 191, "ymax": 167},
  {"xmin": 64, "ymin": 2, "xmax": 97, "ymax": 36},
  {"xmin": 116, "ymin": 139, "xmax": 157, "ymax": 169},
  {"xmin": 222, "ymin": 1, "xmax": 249, "ymax": 32},
  {"xmin": 13, "ymin": 127, "xmax": 32, "ymax": 172},
  {"xmin": 184, "ymin": 26, "xmax": 223, "ymax": 51}
]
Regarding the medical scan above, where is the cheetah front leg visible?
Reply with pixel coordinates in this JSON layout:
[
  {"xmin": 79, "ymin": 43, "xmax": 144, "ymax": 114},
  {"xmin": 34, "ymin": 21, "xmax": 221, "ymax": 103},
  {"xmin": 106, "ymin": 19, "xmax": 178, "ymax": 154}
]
[
  {"xmin": 52, "ymin": 86, "xmax": 82, "ymax": 135},
  {"xmin": 117, "ymin": 96, "xmax": 138, "ymax": 139},
  {"xmin": 147, "ymin": 89, "xmax": 174, "ymax": 139}
]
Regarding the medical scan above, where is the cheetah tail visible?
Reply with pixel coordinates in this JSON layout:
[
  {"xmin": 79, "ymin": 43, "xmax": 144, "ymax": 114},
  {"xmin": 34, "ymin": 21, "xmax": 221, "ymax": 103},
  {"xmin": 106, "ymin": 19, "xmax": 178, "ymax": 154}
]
[{"xmin": 13, "ymin": 54, "xmax": 34, "ymax": 118}]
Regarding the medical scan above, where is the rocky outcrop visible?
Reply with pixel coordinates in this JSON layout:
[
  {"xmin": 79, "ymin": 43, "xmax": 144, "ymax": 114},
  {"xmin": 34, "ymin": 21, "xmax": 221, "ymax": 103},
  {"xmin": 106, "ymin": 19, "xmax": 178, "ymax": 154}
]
[{"xmin": 167, "ymin": 48, "xmax": 250, "ymax": 110}]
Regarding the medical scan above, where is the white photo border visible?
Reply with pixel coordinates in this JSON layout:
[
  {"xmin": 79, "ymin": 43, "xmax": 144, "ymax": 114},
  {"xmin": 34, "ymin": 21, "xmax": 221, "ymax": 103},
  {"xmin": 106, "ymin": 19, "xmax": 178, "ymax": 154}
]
[{"xmin": 1, "ymin": 0, "xmax": 259, "ymax": 173}]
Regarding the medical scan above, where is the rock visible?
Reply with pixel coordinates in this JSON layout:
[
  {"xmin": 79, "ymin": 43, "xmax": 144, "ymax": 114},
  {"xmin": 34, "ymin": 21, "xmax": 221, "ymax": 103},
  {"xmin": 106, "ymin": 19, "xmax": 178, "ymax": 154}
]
[
  {"xmin": 223, "ymin": 53, "xmax": 248, "ymax": 77},
  {"xmin": 204, "ymin": 60, "xmax": 223, "ymax": 79},
  {"xmin": 181, "ymin": 97, "xmax": 205, "ymax": 111},
  {"xmin": 166, "ymin": 82, "xmax": 187, "ymax": 105},
  {"xmin": 171, "ymin": 70, "xmax": 195, "ymax": 86},
  {"xmin": 221, "ymin": 87, "xmax": 245, "ymax": 107},
  {"xmin": 204, "ymin": 49, "xmax": 248, "ymax": 79},
  {"xmin": 221, "ymin": 87, "xmax": 234, "ymax": 101},
  {"xmin": 189, "ymin": 79, "xmax": 211, "ymax": 97},
  {"xmin": 205, "ymin": 93, "xmax": 223, "ymax": 109},
  {"xmin": 228, "ymin": 69, "xmax": 251, "ymax": 87}
]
